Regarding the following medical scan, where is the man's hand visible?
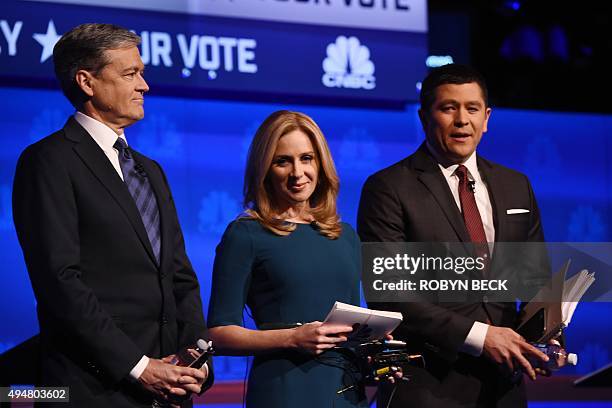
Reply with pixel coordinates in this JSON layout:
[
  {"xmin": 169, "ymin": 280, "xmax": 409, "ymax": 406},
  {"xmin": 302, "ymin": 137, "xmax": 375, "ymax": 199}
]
[
  {"xmin": 367, "ymin": 356, "xmax": 404, "ymax": 384},
  {"xmin": 138, "ymin": 358, "xmax": 206, "ymax": 401},
  {"xmin": 482, "ymin": 326, "xmax": 549, "ymax": 380},
  {"xmin": 534, "ymin": 338, "xmax": 561, "ymax": 377}
]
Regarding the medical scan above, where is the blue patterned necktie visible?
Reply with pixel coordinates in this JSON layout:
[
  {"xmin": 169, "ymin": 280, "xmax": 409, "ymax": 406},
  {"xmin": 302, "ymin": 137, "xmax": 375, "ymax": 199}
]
[{"xmin": 114, "ymin": 137, "xmax": 161, "ymax": 264}]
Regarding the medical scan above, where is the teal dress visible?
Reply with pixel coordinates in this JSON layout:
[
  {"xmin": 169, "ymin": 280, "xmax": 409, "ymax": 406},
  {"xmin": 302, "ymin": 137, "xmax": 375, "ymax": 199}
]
[{"xmin": 208, "ymin": 218, "xmax": 368, "ymax": 408}]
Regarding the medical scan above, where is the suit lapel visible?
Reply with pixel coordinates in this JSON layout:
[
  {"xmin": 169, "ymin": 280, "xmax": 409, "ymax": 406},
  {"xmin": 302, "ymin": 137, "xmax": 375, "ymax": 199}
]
[
  {"xmin": 477, "ymin": 157, "xmax": 505, "ymax": 242},
  {"xmin": 412, "ymin": 145, "xmax": 471, "ymax": 242},
  {"xmin": 64, "ymin": 118, "xmax": 158, "ymax": 266}
]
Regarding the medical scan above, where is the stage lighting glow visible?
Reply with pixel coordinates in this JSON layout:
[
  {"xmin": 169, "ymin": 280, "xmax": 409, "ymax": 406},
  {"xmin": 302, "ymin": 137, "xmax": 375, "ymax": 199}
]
[
  {"xmin": 505, "ymin": 1, "xmax": 521, "ymax": 11},
  {"xmin": 425, "ymin": 55, "xmax": 454, "ymax": 68}
]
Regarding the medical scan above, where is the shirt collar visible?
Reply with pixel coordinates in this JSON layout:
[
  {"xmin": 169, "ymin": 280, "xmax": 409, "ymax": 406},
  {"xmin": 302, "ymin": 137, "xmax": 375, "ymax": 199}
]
[
  {"xmin": 426, "ymin": 142, "xmax": 481, "ymax": 182},
  {"xmin": 74, "ymin": 111, "xmax": 128, "ymax": 151}
]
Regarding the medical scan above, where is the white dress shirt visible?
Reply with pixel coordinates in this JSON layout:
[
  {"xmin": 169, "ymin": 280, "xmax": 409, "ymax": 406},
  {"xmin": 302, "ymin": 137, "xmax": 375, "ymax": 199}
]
[
  {"xmin": 436, "ymin": 151, "xmax": 495, "ymax": 246},
  {"xmin": 429, "ymin": 146, "xmax": 494, "ymax": 357},
  {"xmin": 74, "ymin": 112, "xmax": 149, "ymax": 378},
  {"xmin": 74, "ymin": 111, "xmax": 127, "ymax": 180}
]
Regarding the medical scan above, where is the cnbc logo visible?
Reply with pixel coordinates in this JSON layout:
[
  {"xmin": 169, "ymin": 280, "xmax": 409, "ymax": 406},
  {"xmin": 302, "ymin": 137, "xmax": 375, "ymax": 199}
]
[{"xmin": 322, "ymin": 36, "xmax": 376, "ymax": 90}]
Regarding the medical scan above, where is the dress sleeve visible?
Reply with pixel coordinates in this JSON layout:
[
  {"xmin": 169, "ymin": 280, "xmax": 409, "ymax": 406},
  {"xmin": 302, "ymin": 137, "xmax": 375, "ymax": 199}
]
[{"xmin": 207, "ymin": 220, "xmax": 254, "ymax": 327}]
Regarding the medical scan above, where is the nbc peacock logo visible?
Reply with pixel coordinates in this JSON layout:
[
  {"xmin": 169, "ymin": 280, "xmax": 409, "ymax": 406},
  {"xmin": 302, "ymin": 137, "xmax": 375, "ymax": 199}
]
[{"xmin": 322, "ymin": 36, "xmax": 376, "ymax": 90}]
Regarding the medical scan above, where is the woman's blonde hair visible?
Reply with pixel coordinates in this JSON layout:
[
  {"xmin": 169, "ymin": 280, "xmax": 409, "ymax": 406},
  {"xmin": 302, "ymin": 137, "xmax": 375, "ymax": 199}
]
[{"xmin": 243, "ymin": 110, "xmax": 342, "ymax": 239}]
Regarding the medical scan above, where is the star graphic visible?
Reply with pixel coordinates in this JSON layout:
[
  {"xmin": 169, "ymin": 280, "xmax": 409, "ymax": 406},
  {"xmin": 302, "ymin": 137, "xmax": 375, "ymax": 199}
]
[{"xmin": 33, "ymin": 20, "xmax": 62, "ymax": 63}]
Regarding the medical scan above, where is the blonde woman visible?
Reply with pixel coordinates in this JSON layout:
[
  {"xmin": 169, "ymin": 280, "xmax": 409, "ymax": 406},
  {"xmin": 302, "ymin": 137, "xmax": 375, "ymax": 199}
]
[{"xmin": 208, "ymin": 110, "xmax": 367, "ymax": 407}]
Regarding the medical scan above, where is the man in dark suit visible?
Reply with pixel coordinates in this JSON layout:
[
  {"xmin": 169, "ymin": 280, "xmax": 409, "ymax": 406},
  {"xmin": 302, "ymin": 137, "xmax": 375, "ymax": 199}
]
[
  {"xmin": 358, "ymin": 64, "xmax": 549, "ymax": 407},
  {"xmin": 12, "ymin": 23, "xmax": 213, "ymax": 406}
]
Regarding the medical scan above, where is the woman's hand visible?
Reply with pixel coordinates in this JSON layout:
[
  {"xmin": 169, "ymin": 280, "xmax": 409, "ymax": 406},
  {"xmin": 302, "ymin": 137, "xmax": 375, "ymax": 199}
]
[{"xmin": 289, "ymin": 321, "xmax": 353, "ymax": 355}]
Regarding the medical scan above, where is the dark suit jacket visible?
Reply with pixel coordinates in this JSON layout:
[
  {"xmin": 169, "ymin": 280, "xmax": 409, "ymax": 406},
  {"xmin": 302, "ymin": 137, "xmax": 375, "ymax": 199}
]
[
  {"xmin": 357, "ymin": 144, "xmax": 545, "ymax": 408},
  {"xmin": 12, "ymin": 117, "xmax": 213, "ymax": 407}
]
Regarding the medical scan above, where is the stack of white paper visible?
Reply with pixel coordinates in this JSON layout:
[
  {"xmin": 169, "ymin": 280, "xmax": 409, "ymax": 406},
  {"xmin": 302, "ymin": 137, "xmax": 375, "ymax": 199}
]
[
  {"xmin": 518, "ymin": 260, "xmax": 596, "ymax": 342},
  {"xmin": 561, "ymin": 269, "xmax": 596, "ymax": 325},
  {"xmin": 323, "ymin": 301, "xmax": 403, "ymax": 343}
]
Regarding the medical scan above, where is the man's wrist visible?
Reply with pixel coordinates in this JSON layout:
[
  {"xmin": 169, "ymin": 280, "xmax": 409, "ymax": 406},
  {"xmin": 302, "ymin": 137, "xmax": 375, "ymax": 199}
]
[
  {"xmin": 130, "ymin": 355, "xmax": 150, "ymax": 380},
  {"xmin": 460, "ymin": 321, "xmax": 490, "ymax": 357}
]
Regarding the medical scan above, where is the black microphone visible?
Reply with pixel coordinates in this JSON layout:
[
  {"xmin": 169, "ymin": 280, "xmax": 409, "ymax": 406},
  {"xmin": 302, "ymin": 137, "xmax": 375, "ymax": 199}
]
[{"xmin": 468, "ymin": 180, "xmax": 476, "ymax": 193}]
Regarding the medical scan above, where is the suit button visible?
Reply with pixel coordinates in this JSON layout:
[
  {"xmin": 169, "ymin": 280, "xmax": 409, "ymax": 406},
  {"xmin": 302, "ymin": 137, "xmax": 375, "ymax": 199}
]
[
  {"xmin": 161, "ymin": 316, "xmax": 168, "ymax": 325},
  {"xmin": 87, "ymin": 361, "xmax": 101, "ymax": 375},
  {"xmin": 482, "ymin": 295, "xmax": 489, "ymax": 303},
  {"xmin": 160, "ymin": 272, "xmax": 166, "ymax": 279}
]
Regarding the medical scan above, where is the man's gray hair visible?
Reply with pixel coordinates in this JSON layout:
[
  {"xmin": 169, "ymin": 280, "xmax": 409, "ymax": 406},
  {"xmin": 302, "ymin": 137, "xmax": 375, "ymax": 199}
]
[{"xmin": 53, "ymin": 23, "xmax": 141, "ymax": 108}]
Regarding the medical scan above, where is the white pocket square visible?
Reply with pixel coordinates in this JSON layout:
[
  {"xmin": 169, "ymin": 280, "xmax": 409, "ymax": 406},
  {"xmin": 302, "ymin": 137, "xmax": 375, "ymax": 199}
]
[{"xmin": 506, "ymin": 209, "xmax": 530, "ymax": 214}]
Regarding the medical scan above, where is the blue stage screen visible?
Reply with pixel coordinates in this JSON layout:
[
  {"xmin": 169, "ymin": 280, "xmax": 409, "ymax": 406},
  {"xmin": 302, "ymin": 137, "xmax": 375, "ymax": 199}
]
[{"xmin": 0, "ymin": 86, "xmax": 611, "ymax": 380}]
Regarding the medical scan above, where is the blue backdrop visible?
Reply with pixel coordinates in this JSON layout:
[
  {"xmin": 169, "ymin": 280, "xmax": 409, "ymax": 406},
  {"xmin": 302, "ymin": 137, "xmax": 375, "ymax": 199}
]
[{"xmin": 0, "ymin": 86, "xmax": 610, "ymax": 381}]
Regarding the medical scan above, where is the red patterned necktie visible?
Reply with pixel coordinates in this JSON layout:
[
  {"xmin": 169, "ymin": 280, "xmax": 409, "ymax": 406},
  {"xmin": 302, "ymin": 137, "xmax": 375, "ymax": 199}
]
[{"xmin": 455, "ymin": 164, "xmax": 490, "ymax": 264}]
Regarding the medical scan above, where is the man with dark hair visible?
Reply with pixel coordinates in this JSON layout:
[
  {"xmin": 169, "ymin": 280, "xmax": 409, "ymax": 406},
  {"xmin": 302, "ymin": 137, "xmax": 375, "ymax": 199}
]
[
  {"xmin": 358, "ymin": 64, "xmax": 548, "ymax": 407},
  {"xmin": 13, "ymin": 23, "xmax": 213, "ymax": 406}
]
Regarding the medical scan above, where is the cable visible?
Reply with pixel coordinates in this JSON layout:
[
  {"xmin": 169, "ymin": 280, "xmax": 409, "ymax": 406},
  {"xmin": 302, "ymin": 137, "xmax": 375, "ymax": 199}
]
[
  {"xmin": 242, "ymin": 354, "xmax": 250, "ymax": 408},
  {"xmin": 241, "ymin": 307, "xmax": 252, "ymax": 408},
  {"xmin": 316, "ymin": 350, "xmax": 366, "ymax": 405},
  {"xmin": 384, "ymin": 384, "xmax": 398, "ymax": 408}
]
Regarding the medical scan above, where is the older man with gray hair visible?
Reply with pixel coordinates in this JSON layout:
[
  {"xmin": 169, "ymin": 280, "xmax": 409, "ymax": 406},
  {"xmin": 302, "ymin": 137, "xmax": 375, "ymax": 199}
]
[{"xmin": 13, "ymin": 23, "xmax": 213, "ymax": 407}]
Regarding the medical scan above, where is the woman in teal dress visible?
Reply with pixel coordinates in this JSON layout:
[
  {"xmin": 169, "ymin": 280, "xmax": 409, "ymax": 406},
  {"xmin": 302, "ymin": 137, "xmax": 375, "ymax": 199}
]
[{"xmin": 207, "ymin": 110, "xmax": 369, "ymax": 407}]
